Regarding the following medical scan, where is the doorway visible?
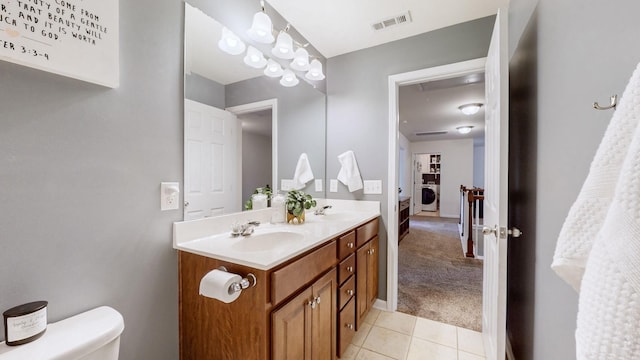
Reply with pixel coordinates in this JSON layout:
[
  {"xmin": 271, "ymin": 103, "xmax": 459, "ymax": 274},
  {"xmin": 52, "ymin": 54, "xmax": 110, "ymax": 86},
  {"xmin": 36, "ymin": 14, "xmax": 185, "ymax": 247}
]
[
  {"xmin": 227, "ymin": 99, "xmax": 278, "ymax": 210},
  {"xmin": 394, "ymin": 64, "xmax": 486, "ymax": 331},
  {"xmin": 386, "ymin": 57, "xmax": 487, "ymax": 314}
]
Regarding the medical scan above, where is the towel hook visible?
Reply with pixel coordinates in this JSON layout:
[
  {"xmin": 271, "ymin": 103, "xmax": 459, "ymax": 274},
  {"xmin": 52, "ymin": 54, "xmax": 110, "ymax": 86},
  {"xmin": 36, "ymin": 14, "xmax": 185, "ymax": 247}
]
[{"xmin": 593, "ymin": 94, "xmax": 617, "ymax": 110}]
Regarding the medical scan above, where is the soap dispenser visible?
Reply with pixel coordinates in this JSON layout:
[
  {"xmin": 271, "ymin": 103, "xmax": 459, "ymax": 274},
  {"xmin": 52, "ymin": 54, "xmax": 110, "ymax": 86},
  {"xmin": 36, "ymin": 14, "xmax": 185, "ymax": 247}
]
[
  {"xmin": 251, "ymin": 189, "xmax": 268, "ymax": 210},
  {"xmin": 270, "ymin": 191, "xmax": 286, "ymax": 223}
]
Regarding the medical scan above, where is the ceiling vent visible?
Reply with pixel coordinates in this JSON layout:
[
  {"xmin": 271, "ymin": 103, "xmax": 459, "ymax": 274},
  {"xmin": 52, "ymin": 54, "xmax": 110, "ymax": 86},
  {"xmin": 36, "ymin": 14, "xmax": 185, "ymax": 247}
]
[
  {"xmin": 371, "ymin": 11, "xmax": 412, "ymax": 31},
  {"xmin": 415, "ymin": 131, "xmax": 448, "ymax": 136}
]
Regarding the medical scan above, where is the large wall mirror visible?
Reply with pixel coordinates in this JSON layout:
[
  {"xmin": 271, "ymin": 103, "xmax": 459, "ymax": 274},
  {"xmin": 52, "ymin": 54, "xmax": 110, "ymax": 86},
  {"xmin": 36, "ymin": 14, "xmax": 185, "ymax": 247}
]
[{"xmin": 183, "ymin": 0, "xmax": 327, "ymax": 220}]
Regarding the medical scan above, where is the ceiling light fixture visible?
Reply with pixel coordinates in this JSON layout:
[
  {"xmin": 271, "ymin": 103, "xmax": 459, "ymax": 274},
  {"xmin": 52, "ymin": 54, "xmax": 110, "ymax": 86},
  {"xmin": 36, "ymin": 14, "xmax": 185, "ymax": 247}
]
[
  {"xmin": 458, "ymin": 103, "xmax": 483, "ymax": 115},
  {"xmin": 272, "ymin": 31, "xmax": 295, "ymax": 59},
  {"xmin": 218, "ymin": 27, "xmax": 246, "ymax": 55},
  {"xmin": 456, "ymin": 126, "xmax": 474, "ymax": 134},
  {"xmin": 305, "ymin": 59, "xmax": 325, "ymax": 81},
  {"xmin": 243, "ymin": 46, "xmax": 267, "ymax": 69},
  {"xmin": 263, "ymin": 59, "xmax": 284, "ymax": 77},
  {"xmin": 280, "ymin": 69, "xmax": 299, "ymax": 87},
  {"xmin": 290, "ymin": 48, "xmax": 311, "ymax": 71},
  {"xmin": 246, "ymin": 2, "xmax": 275, "ymax": 44},
  {"xmin": 216, "ymin": 1, "xmax": 326, "ymax": 88}
]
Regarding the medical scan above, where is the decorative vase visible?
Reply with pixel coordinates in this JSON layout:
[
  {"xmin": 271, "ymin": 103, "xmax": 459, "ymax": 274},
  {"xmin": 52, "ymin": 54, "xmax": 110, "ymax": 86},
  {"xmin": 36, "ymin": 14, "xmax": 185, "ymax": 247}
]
[{"xmin": 287, "ymin": 209, "xmax": 305, "ymax": 224}]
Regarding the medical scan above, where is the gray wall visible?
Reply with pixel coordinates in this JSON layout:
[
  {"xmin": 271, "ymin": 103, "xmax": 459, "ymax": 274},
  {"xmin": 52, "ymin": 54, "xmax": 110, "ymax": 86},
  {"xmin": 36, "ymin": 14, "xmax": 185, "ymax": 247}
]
[
  {"xmin": 226, "ymin": 76, "xmax": 327, "ymax": 196},
  {"xmin": 0, "ymin": 1, "xmax": 182, "ymax": 359},
  {"xmin": 508, "ymin": 0, "xmax": 640, "ymax": 358},
  {"xmin": 473, "ymin": 141, "xmax": 485, "ymax": 188},
  {"xmin": 326, "ymin": 16, "xmax": 495, "ymax": 300},
  {"xmin": 185, "ymin": 72, "xmax": 225, "ymax": 108},
  {"xmin": 242, "ymin": 130, "xmax": 273, "ymax": 204}
]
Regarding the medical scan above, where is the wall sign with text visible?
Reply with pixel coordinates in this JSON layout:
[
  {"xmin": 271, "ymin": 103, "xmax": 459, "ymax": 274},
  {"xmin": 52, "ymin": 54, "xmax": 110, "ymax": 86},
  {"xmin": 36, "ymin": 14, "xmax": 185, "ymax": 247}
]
[{"xmin": 0, "ymin": 0, "xmax": 119, "ymax": 88}]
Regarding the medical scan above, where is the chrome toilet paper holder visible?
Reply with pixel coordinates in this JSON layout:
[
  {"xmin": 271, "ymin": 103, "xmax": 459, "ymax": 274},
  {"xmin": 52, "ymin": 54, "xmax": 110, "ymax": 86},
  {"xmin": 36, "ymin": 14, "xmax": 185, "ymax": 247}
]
[{"xmin": 218, "ymin": 266, "xmax": 257, "ymax": 293}]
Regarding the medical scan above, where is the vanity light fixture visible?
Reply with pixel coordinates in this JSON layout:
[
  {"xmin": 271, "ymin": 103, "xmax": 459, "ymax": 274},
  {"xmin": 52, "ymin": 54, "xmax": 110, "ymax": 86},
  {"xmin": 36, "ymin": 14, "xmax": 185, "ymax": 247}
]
[
  {"xmin": 218, "ymin": 27, "xmax": 246, "ymax": 55},
  {"xmin": 458, "ymin": 103, "xmax": 483, "ymax": 115},
  {"xmin": 280, "ymin": 69, "xmax": 299, "ymax": 87},
  {"xmin": 290, "ymin": 48, "xmax": 311, "ymax": 71},
  {"xmin": 246, "ymin": 3, "xmax": 275, "ymax": 44},
  {"xmin": 264, "ymin": 59, "xmax": 284, "ymax": 77},
  {"xmin": 305, "ymin": 59, "xmax": 325, "ymax": 81},
  {"xmin": 456, "ymin": 126, "xmax": 474, "ymax": 134},
  {"xmin": 272, "ymin": 31, "xmax": 295, "ymax": 59},
  {"xmin": 243, "ymin": 46, "xmax": 268, "ymax": 69}
]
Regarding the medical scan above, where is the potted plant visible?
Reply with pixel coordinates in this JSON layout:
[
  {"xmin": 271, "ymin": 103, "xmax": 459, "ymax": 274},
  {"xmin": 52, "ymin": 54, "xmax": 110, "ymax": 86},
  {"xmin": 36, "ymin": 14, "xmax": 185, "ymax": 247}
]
[{"xmin": 286, "ymin": 190, "xmax": 316, "ymax": 224}]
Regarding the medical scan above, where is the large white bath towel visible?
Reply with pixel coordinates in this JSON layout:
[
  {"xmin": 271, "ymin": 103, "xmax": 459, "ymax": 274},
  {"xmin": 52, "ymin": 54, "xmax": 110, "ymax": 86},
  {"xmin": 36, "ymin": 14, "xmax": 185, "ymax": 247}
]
[
  {"xmin": 292, "ymin": 153, "xmax": 314, "ymax": 190},
  {"xmin": 575, "ymin": 91, "xmax": 640, "ymax": 360},
  {"xmin": 337, "ymin": 150, "xmax": 363, "ymax": 192},
  {"xmin": 552, "ymin": 62, "xmax": 640, "ymax": 291}
]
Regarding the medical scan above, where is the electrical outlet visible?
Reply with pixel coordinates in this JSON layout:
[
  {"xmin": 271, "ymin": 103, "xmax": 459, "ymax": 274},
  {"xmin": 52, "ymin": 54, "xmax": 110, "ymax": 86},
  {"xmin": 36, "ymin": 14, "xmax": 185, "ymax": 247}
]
[
  {"xmin": 161, "ymin": 182, "xmax": 180, "ymax": 211},
  {"xmin": 363, "ymin": 180, "xmax": 383, "ymax": 194},
  {"xmin": 315, "ymin": 179, "xmax": 323, "ymax": 192},
  {"xmin": 281, "ymin": 179, "xmax": 294, "ymax": 191},
  {"xmin": 330, "ymin": 179, "xmax": 338, "ymax": 192}
]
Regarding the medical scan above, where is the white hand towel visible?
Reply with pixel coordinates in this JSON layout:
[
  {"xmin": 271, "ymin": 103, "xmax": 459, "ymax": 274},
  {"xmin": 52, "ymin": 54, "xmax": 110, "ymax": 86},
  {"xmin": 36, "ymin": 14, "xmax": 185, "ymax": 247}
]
[
  {"xmin": 337, "ymin": 150, "xmax": 363, "ymax": 192},
  {"xmin": 292, "ymin": 153, "xmax": 314, "ymax": 190},
  {"xmin": 575, "ymin": 86, "xmax": 640, "ymax": 359},
  {"xmin": 552, "ymin": 62, "xmax": 640, "ymax": 291}
]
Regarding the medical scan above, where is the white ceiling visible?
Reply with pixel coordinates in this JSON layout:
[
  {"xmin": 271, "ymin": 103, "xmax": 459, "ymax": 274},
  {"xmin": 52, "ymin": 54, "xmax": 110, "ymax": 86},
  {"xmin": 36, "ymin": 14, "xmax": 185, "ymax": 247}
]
[
  {"xmin": 399, "ymin": 74, "xmax": 485, "ymax": 142},
  {"xmin": 266, "ymin": 0, "xmax": 507, "ymax": 58}
]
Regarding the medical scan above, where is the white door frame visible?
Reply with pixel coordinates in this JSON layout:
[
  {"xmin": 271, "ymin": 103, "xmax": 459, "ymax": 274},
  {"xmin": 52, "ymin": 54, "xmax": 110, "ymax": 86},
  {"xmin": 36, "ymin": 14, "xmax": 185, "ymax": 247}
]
[
  {"xmin": 386, "ymin": 58, "xmax": 486, "ymax": 311},
  {"xmin": 226, "ymin": 99, "xmax": 279, "ymax": 192}
]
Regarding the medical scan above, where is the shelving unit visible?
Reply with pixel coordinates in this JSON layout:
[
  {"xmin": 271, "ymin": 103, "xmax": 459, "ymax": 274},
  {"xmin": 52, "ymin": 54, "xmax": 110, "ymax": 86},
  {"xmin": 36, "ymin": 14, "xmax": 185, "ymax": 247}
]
[
  {"xmin": 398, "ymin": 197, "xmax": 410, "ymax": 242},
  {"xmin": 428, "ymin": 154, "xmax": 441, "ymax": 174}
]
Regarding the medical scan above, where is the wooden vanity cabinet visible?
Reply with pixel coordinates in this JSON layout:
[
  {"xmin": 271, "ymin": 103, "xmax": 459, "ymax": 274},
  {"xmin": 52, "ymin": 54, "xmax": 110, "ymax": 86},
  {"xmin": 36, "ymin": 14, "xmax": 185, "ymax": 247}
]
[
  {"xmin": 178, "ymin": 240, "xmax": 337, "ymax": 360},
  {"xmin": 356, "ymin": 226, "xmax": 379, "ymax": 329},
  {"xmin": 178, "ymin": 217, "xmax": 379, "ymax": 360},
  {"xmin": 337, "ymin": 218, "xmax": 379, "ymax": 358},
  {"xmin": 272, "ymin": 268, "xmax": 337, "ymax": 360}
]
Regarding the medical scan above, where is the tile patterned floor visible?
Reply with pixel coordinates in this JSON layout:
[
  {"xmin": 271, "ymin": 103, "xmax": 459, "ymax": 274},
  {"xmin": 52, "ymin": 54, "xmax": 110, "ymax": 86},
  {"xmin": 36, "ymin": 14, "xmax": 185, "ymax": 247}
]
[{"xmin": 340, "ymin": 309, "xmax": 486, "ymax": 360}]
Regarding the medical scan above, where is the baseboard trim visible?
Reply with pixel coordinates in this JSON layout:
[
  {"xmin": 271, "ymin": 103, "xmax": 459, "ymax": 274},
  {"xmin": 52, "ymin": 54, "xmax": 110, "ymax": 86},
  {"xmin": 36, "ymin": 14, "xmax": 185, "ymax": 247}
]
[
  {"xmin": 506, "ymin": 334, "xmax": 515, "ymax": 360},
  {"xmin": 373, "ymin": 299, "xmax": 388, "ymax": 311}
]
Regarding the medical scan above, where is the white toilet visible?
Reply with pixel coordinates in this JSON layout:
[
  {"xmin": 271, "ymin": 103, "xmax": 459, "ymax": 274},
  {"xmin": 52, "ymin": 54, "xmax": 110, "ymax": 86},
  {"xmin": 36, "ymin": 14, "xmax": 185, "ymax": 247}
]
[{"xmin": 0, "ymin": 306, "xmax": 124, "ymax": 360}]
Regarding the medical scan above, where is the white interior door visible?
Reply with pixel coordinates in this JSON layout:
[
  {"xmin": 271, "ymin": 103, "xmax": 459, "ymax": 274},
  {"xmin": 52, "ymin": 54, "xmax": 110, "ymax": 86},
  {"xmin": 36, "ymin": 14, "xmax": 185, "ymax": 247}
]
[
  {"xmin": 413, "ymin": 155, "xmax": 423, "ymax": 214},
  {"xmin": 184, "ymin": 99, "xmax": 239, "ymax": 220},
  {"xmin": 482, "ymin": 9, "xmax": 509, "ymax": 360}
]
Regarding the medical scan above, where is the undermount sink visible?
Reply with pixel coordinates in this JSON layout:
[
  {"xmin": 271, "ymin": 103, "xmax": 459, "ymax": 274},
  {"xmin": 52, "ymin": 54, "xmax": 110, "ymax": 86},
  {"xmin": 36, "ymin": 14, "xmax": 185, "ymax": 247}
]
[{"xmin": 231, "ymin": 231, "xmax": 304, "ymax": 252}]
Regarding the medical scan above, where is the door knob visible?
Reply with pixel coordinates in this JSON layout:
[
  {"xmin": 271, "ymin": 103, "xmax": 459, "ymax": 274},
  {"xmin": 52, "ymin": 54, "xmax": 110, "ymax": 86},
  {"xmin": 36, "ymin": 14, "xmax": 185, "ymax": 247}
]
[
  {"xmin": 508, "ymin": 227, "xmax": 523, "ymax": 238},
  {"xmin": 483, "ymin": 225, "xmax": 523, "ymax": 239},
  {"xmin": 482, "ymin": 225, "xmax": 498, "ymax": 236},
  {"xmin": 184, "ymin": 201, "xmax": 190, "ymax": 207}
]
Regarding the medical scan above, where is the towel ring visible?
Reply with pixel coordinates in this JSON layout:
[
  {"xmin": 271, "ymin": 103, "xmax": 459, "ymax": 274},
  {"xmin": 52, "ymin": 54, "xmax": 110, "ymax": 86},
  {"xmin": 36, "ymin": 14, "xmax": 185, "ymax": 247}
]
[{"xmin": 593, "ymin": 95, "xmax": 617, "ymax": 110}]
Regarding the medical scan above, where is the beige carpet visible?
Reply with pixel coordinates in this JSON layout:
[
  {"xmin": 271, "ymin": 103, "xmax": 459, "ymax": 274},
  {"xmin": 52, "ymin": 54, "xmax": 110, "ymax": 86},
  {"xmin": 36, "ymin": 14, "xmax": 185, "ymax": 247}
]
[{"xmin": 398, "ymin": 216, "xmax": 483, "ymax": 331}]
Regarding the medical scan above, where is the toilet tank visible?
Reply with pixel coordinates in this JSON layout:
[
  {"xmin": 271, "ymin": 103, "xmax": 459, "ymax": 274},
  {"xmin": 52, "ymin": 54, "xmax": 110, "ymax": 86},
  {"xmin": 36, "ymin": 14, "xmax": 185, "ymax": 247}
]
[{"xmin": 0, "ymin": 306, "xmax": 124, "ymax": 360}]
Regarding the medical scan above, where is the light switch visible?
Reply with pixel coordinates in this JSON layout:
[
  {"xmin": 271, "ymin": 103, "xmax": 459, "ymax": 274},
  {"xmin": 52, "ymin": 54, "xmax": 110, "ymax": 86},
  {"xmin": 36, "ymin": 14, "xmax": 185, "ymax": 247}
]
[
  {"xmin": 330, "ymin": 179, "xmax": 338, "ymax": 192},
  {"xmin": 161, "ymin": 182, "xmax": 180, "ymax": 211},
  {"xmin": 281, "ymin": 179, "xmax": 294, "ymax": 191},
  {"xmin": 363, "ymin": 180, "xmax": 383, "ymax": 195},
  {"xmin": 315, "ymin": 179, "xmax": 323, "ymax": 192}
]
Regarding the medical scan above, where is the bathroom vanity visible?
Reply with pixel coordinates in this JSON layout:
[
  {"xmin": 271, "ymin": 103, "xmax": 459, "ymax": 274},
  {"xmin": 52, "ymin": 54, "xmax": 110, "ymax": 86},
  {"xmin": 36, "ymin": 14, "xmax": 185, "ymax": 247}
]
[{"xmin": 173, "ymin": 200, "xmax": 380, "ymax": 360}]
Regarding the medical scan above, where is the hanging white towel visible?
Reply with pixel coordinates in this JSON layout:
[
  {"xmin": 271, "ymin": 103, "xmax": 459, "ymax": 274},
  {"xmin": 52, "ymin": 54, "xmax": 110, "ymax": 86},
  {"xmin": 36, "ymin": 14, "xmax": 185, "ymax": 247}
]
[
  {"xmin": 575, "ymin": 82, "xmax": 640, "ymax": 359},
  {"xmin": 552, "ymin": 62, "xmax": 640, "ymax": 292},
  {"xmin": 292, "ymin": 153, "xmax": 314, "ymax": 190},
  {"xmin": 337, "ymin": 150, "xmax": 363, "ymax": 192}
]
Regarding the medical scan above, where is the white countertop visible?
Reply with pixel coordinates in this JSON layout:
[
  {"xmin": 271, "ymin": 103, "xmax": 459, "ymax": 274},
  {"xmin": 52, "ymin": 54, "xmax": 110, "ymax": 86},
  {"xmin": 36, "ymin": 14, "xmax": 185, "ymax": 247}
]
[{"xmin": 173, "ymin": 199, "xmax": 381, "ymax": 270}]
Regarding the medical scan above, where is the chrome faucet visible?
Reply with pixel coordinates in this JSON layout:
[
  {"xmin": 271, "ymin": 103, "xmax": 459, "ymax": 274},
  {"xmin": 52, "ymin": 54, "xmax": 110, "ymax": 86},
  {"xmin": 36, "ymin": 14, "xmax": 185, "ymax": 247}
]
[
  {"xmin": 231, "ymin": 221, "xmax": 260, "ymax": 237},
  {"xmin": 314, "ymin": 205, "xmax": 332, "ymax": 215}
]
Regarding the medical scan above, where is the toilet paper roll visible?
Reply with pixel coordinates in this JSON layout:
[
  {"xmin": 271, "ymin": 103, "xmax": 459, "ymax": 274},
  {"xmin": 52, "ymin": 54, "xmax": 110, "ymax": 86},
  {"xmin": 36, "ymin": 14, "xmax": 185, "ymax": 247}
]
[{"xmin": 199, "ymin": 269, "xmax": 243, "ymax": 303}]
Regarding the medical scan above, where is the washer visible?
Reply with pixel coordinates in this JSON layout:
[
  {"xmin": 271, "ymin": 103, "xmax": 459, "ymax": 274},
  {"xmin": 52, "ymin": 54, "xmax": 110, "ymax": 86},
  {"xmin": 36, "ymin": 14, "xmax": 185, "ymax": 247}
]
[{"xmin": 421, "ymin": 184, "xmax": 439, "ymax": 211}]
